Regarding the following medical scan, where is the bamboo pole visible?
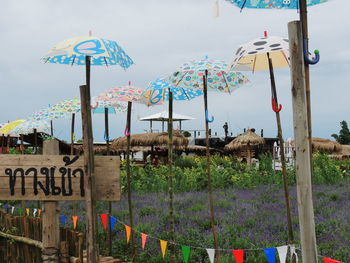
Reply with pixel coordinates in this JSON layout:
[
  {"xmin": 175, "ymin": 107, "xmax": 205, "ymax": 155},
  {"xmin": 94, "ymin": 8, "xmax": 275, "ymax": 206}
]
[
  {"xmin": 0, "ymin": 230, "xmax": 43, "ymax": 249},
  {"xmin": 80, "ymin": 55, "xmax": 98, "ymax": 263},
  {"xmin": 203, "ymin": 71, "xmax": 219, "ymax": 262},
  {"xmin": 167, "ymin": 91, "xmax": 176, "ymax": 263},
  {"xmin": 267, "ymin": 55, "xmax": 294, "ymax": 245},
  {"xmin": 288, "ymin": 20, "xmax": 318, "ymax": 263},
  {"xmin": 126, "ymin": 101, "xmax": 136, "ymax": 261}
]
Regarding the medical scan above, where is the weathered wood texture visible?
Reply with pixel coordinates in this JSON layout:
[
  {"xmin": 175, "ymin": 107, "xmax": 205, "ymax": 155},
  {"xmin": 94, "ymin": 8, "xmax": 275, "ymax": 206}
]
[
  {"xmin": 288, "ymin": 20, "xmax": 318, "ymax": 263},
  {"xmin": 0, "ymin": 209, "xmax": 85, "ymax": 263},
  {"xmin": 0, "ymin": 155, "xmax": 120, "ymax": 201}
]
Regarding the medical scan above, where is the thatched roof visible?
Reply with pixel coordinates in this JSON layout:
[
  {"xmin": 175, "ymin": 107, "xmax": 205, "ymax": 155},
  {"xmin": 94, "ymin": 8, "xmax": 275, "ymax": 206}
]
[
  {"xmin": 224, "ymin": 129, "xmax": 265, "ymax": 151},
  {"xmin": 291, "ymin": 137, "xmax": 341, "ymax": 153},
  {"xmin": 111, "ymin": 131, "xmax": 188, "ymax": 151}
]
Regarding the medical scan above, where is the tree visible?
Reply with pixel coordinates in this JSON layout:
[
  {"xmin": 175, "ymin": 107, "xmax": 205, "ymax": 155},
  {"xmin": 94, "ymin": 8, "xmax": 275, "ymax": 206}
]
[{"xmin": 331, "ymin": 120, "xmax": 350, "ymax": 144}]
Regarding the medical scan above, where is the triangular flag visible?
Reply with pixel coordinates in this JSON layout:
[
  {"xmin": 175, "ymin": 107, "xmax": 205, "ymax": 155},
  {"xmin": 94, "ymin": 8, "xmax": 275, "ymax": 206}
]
[
  {"xmin": 141, "ymin": 233, "xmax": 148, "ymax": 250},
  {"xmin": 60, "ymin": 215, "xmax": 66, "ymax": 226},
  {"xmin": 182, "ymin": 245, "xmax": 190, "ymax": 263},
  {"xmin": 100, "ymin": 214, "xmax": 108, "ymax": 230},
  {"xmin": 232, "ymin": 249, "xmax": 244, "ymax": 263},
  {"xmin": 206, "ymin": 249, "xmax": 215, "ymax": 263},
  {"xmin": 125, "ymin": 225, "xmax": 131, "ymax": 243},
  {"xmin": 212, "ymin": 0, "xmax": 219, "ymax": 18},
  {"xmin": 160, "ymin": 240, "xmax": 167, "ymax": 258},
  {"xmin": 4, "ymin": 204, "xmax": 8, "ymax": 210},
  {"xmin": 38, "ymin": 209, "xmax": 41, "ymax": 216},
  {"xmin": 277, "ymin": 246, "xmax": 288, "ymax": 263},
  {"xmin": 11, "ymin": 206, "xmax": 15, "ymax": 214},
  {"xmin": 18, "ymin": 208, "xmax": 22, "ymax": 216},
  {"xmin": 26, "ymin": 208, "xmax": 30, "ymax": 216},
  {"xmin": 72, "ymin": 216, "xmax": 78, "ymax": 229},
  {"xmin": 264, "ymin": 247, "xmax": 277, "ymax": 263},
  {"xmin": 289, "ymin": 245, "xmax": 298, "ymax": 263},
  {"xmin": 33, "ymin": 208, "xmax": 38, "ymax": 217},
  {"xmin": 324, "ymin": 257, "xmax": 341, "ymax": 263},
  {"xmin": 110, "ymin": 216, "xmax": 116, "ymax": 230}
]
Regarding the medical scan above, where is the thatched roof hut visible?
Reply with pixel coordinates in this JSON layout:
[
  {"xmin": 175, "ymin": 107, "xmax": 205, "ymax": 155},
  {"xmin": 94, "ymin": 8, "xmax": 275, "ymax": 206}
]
[
  {"xmin": 224, "ymin": 129, "xmax": 265, "ymax": 151},
  {"xmin": 111, "ymin": 131, "xmax": 188, "ymax": 151},
  {"xmin": 291, "ymin": 137, "xmax": 341, "ymax": 153}
]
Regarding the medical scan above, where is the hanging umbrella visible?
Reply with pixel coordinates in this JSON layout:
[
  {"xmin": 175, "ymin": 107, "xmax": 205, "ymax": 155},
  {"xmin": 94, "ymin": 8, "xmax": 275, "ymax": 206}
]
[
  {"xmin": 168, "ymin": 58, "xmax": 248, "ymax": 261},
  {"xmin": 145, "ymin": 78, "xmax": 202, "ymax": 262},
  {"xmin": 227, "ymin": 32, "xmax": 295, "ymax": 248}
]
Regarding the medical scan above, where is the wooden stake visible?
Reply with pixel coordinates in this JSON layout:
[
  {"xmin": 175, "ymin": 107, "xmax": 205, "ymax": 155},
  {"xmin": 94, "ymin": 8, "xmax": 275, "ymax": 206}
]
[
  {"xmin": 203, "ymin": 71, "xmax": 219, "ymax": 262},
  {"xmin": 167, "ymin": 91, "xmax": 176, "ymax": 263},
  {"xmin": 42, "ymin": 140, "xmax": 60, "ymax": 263},
  {"xmin": 288, "ymin": 20, "xmax": 318, "ymax": 263},
  {"xmin": 80, "ymin": 83, "xmax": 98, "ymax": 263}
]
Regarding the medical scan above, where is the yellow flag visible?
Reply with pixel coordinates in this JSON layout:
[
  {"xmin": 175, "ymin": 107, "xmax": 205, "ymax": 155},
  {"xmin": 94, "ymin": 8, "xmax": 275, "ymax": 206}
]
[
  {"xmin": 72, "ymin": 216, "xmax": 78, "ymax": 229},
  {"xmin": 160, "ymin": 240, "xmax": 168, "ymax": 258},
  {"xmin": 125, "ymin": 225, "xmax": 131, "ymax": 243},
  {"xmin": 26, "ymin": 208, "xmax": 30, "ymax": 216}
]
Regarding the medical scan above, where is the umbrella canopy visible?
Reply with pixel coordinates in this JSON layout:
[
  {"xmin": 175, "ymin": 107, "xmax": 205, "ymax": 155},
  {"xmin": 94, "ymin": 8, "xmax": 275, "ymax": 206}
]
[
  {"xmin": 42, "ymin": 36, "xmax": 134, "ymax": 68},
  {"xmin": 227, "ymin": 36, "xmax": 290, "ymax": 72},
  {"xmin": 111, "ymin": 131, "xmax": 189, "ymax": 149},
  {"xmin": 0, "ymin": 120, "xmax": 26, "ymax": 135},
  {"xmin": 143, "ymin": 78, "xmax": 203, "ymax": 105},
  {"xmin": 169, "ymin": 59, "xmax": 249, "ymax": 92},
  {"xmin": 10, "ymin": 120, "xmax": 50, "ymax": 135},
  {"xmin": 49, "ymin": 97, "xmax": 81, "ymax": 114},
  {"xmin": 139, "ymin": 111, "xmax": 195, "ymax": 122},
  {"xmin": 96, "ymin": 86, "xmax": 148, "ymax": 105},
  {"xmin": 225, "ymin": 129, "xmax": 265, "ymax": 150},
  {"xmin": 224, "ymin": 0, "xmax": 329, "ymax": 9},
  {"xmin": 91, "ymin": 96, "xmax": 128, "ymax": 114}
]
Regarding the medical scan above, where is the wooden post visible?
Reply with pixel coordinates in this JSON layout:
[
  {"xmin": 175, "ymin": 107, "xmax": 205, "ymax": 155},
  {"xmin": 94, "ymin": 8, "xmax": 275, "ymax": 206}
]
[
  {"xmin": 125, "ymin": 101, "xmax": 136, "ymax": 260},
  {"xmin": 50, "ymin": 120, "xmax": 54, "ymax": 137},
  {"xmin": 20, "ymin": 134, "xmax": 24, "ymax": 154},
  {"xmin": 105, "ymin": 107, "xmax": 110, "ymax": 156},
  {"xmin": 42, "ymin": 140, "xmax": 60, "ymax": 263},
  {"xmin": 288, "ymin": 20, "xmax": 318, "ymax": 263},
  {"xmin": 80, "ymin": 83, "xmax": 98, "ymax": 263},
  {"xmin": 203, "ymin": 71, "xmax": 219, "ymax": 262},
  {"xmin": 71, "ymin": 113, "xmax": 75, "ymax": 155},
  {"xmin": 34, "ymin": 128, "xmax": 38, "ymax": 154},
  {"xmin": 167, "ymin": 91, "xmax": 175, "ymax": 263}
]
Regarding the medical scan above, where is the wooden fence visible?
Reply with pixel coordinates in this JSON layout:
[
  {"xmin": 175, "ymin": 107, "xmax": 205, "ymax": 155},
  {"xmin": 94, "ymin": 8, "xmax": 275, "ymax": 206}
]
[{"xmin": 0, "ymin": 209, "xmax": 84, "ymax": 263}]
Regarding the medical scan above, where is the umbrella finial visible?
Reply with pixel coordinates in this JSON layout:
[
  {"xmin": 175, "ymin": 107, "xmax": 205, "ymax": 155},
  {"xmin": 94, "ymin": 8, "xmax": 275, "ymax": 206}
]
[
  {"xmin": 204, "ymin": 55, "xmax": 209, "ymax": 60},
  {"xmin": 128, "ymin": 81, "xmax": 131, "ymax": 86},
  {"xmin": 264, "ymin": 31, "xmax": 268, "ymax": 37},
  {"xmin": 89, "ymin": 30, "xmax": 92, "ymax": 36}
]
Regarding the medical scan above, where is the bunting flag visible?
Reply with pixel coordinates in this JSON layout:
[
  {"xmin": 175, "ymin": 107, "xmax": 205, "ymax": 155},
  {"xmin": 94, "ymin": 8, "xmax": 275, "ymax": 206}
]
[
  {"xmin": 33, "ymin": 208, "xmax": 38, "ymax": 217},
  {"xmin": 38, "ymin": 209, "xmax": 41, "ymax": 217},
  {"xmin": 26, "ymin": 208, "xmax": 30, "ymax": 216},
  {"xmin": 232, "ymin": 249, "xmax": 244, "ymax": 263},
  {"xmin": 182, "ymin": 245, "xmax": 190, "ymax": 263},
  {"xmin": 160, "ymin": 240, "xmax": 168, "ymax": 258},
  {"xmin": 289, "ymin": 245, "xmax": 298, "ymax": 262},
  {"xmin": 18, "ymin": 208, "xmax": 23, "ymax": 216},
  {"xmin": 324, "ymin": 257, "xmax": 341, "ymax": 263},
  {"xmin": 11, "ymin": 206, "xmax": 15, "ymax": 214},
  {"xmin": 125, "ymin": 225, "xmax": 131, "ymax": 243},
  {"xmin": 60, "ymin": 215, "xmax": 66, "ymax": 226},
  {"xmin": 4, "ymin": 204, "xmax": 8, "ymax": 210},
  {"xmin": 110, "ymin": 216, "xmax": 116, "ymax": 231},
  {"xmin": 72, "ymin": 216, "xmax": 78, "ymax": 229},
  {"xmin": 277, "ymin": 246, "xmax": 288, "ymax": 263},
  {"xmin": 206, "ymin": 248, "xmax": 215, "ymax": 263},
  {"xmin": 141, "ymin": 233, "xmax": 148, "ymax": 250},
  {"xmin": 264, "ymin": 247, "xmax": 277, "ymax": 263},
  {"xmin": 100, "ymin": 214, "xmax": 108, "ymax": 230}
]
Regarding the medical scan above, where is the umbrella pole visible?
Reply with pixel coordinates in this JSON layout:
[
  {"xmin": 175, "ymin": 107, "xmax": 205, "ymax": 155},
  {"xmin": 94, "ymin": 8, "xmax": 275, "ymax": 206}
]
[
  {"xmin": 126, "ymin": 101, "xmax": 136, "ymax": 261},
  {"xmin": 267, "ymin": 56, "xmax": 294, "ymax": 246},
  {"xmin": 203, "ymin": 71, "xmax": 219, "ymax": 262},
  {"xmin": 34, "ymin": 128, "xmax": 38, "ymax": 154},
  {"xmin": 82, "ymin": 55, "xmax": 99, "ymax": 263},
  {"xmin": 1, "ymin": 134, "xmax": 4, "ymax": 153},
  {"xmin": 167, "ymin": 90, "xmax": 176, "ymax": 263},
  {"xmin": 104, "ymin": 107, "xmax": 112, "ymax": 257},
  {"xmin": 50, "ymin": 120, "xmax": 53, "ymax": 137},
  {"xmin": 71, "ymin": 113, "xmax": 75, "ymax": 155}
]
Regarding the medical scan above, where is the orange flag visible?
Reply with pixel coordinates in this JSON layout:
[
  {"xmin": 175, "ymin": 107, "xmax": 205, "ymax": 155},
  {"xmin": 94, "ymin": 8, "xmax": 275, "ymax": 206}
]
[
  {"xmin": 38, "ymin": 209, "xmax": 41, "ymax": 216},
  {"xmin": 141, "ymin": 233, "xmax": 148, "ymax": 250},
  {"xmin": 125, "ymin": 225, "xmax": 131, "ymax": 243},
  {"xmin": 72, "ymin": 216, "xmax": 78, "ymax": 229},
  {"xmin": 26, "ymin": 208, "xmax": 30, "ymax": 216},
  {"xmin": 160, "ymin": 240, "xmax": 168, "ymax": 258}
]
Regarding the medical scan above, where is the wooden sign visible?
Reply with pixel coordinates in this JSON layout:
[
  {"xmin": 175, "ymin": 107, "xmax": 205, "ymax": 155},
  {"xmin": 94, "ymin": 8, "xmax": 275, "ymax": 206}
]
[{"xmin": 0, "ymin": 155, "xmax": 120, "ymax": 201}]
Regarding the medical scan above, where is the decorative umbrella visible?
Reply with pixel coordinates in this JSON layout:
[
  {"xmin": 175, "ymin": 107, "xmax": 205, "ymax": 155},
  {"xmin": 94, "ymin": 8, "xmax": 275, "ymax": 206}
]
[
  {"xmin": 10, "ymin": 120, "xmax": 50, "ymax": 135},
  {"xmin": 0, "ymin": 120, "xmax": 26, "ymax": 135},
  {"xmin": 169, "ymin": 59, "xmax": 248, "ymax": 260},
  {"xmin": 227, "ymin": 32, "xmax": 295, "ymax": 249},
  {"xmin": 145, "ymin": 78, "xmax": 202, "ymax": 262}
]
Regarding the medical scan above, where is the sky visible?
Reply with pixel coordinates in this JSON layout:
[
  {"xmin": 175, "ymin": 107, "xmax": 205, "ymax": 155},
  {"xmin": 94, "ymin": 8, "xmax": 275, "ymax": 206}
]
[{"xmin": 0, "ymin": 0, "xmax": 349, "ymax": 142}]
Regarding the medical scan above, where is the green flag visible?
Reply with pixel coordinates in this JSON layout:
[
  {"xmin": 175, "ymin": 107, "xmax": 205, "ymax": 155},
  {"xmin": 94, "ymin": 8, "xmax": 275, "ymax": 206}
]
[{"xmin": 182, "ymin": 245, "xmax": 190, "ymax": 263}]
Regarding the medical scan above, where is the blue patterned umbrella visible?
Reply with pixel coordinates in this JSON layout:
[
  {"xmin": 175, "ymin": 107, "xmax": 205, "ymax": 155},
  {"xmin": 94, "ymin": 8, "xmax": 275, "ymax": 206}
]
[{"xmin": 224, "ymin": 0, "xmax": 328, "ymax": 10}]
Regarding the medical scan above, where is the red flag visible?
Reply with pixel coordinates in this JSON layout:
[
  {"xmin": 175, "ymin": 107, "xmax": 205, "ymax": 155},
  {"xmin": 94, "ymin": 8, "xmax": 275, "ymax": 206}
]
[
  {"xmin": 232, "ymin": 249, "xmax": 244, "ymax": 263},
  {"xmin": 324, "ymin": 257, "xmax": 341, "ymax": 263},
  {"xmin": 100, "ymin": 214, "xmax": 108, "ymax": 230}
]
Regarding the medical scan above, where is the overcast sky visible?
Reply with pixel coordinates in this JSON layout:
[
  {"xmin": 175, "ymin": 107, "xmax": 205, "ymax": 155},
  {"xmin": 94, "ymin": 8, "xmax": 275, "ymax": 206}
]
[{"xmin": 0, "ymin": 0, "xmax": 348, "ymax": 142}]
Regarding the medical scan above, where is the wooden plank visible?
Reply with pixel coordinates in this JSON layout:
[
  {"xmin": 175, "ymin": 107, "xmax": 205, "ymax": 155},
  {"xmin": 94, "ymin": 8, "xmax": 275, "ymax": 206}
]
[{"xmin": 0, "ymin": 155, "xmax": 120, "ymax": 201}]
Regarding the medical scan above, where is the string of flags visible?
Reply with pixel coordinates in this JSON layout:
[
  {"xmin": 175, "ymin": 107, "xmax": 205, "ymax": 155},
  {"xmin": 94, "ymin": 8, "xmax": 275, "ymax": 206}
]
[{"xmin": 0, "ymin": 203, "xmax": 343, "ymax": 263}]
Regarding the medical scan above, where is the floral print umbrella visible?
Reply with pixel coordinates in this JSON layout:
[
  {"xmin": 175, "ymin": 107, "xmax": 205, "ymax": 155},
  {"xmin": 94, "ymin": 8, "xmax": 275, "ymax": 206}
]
[
  {"xmin": 10, "ymin": 120, "xmax": 50, "ymax": 135},
  {"xmin": 96, "ymin": 86, "xmax": 149, "ymax": 105},
  {"xmin": 224, "ymin": 0, "xmax": 328, "ymax": 9},
  {"xmin": 0, "ymin": 120, "xmax": 26, "ymax": 135}
]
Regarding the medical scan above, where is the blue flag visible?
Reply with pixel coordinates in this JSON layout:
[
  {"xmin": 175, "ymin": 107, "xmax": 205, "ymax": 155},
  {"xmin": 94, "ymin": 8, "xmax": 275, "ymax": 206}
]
[
  {"xmin": 264, "ymin": 247, "xmax": 277, "ymax": 263},
  {"xmin": 110, "ymin": 216, "xmax": 117, "ymax": 230},
  {"xmin": 60, "ymin": 215, "xmax": 66, "ymax": 226}
]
